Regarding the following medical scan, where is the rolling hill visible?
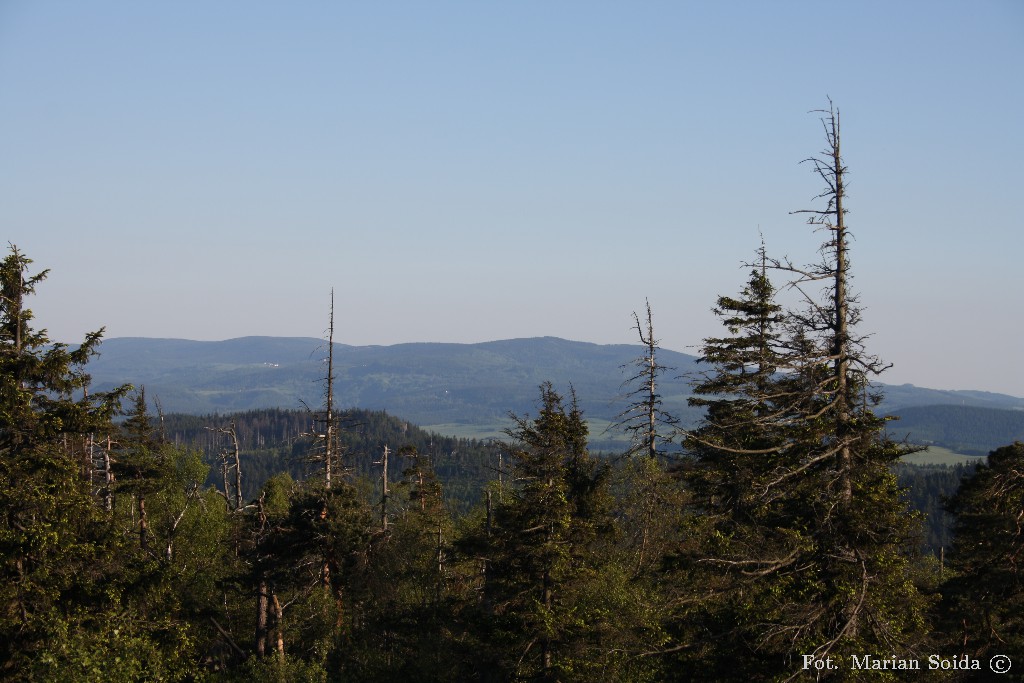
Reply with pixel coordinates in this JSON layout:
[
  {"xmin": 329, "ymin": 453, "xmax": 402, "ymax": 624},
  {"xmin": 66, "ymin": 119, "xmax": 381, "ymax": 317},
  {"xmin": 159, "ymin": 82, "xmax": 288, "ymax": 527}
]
[{"xmin": 84, "ymin": 335, "xmax": 1024, "ymax": 452}]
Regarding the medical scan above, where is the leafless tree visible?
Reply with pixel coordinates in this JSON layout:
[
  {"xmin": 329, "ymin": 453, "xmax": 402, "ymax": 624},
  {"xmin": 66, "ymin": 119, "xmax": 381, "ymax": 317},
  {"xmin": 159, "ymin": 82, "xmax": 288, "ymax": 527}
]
[{"xmin": 612, "ymin": 300, "xmax": 678, "ymax": 459}]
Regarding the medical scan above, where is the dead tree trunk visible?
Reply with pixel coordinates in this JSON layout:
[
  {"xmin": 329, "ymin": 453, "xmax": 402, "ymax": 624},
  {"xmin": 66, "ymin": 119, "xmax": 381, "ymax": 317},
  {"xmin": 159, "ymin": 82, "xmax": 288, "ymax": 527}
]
[
  {"xmin": 613, "ymin": 300, "xmax": 676, "ymax": 459},
  {"xmin": 256, "ymin": 580, "xmax": 269, "ymax": 657},
  {"xmin": 208, "ymin": 422, "xmax": 243, "ymax": 510},
  {"xmin": 829, "ymin": 111, "xmax": 853, "ymax": 508},
  {"xmin": 93, "ymin": 433, "xmax": 115, "ymax": 512},
  {"xmin": 323, "ymin": 290, "xmax": 336, "ymax": 491},
  {"xmin": 640, "ymin": 303, "xmax": 658, "ymax": 459},
  {"xmin": 303, "ymin": 291, "xmax": 340, "ymax": 592},
  {"xmin": 272, "ymin": 591, "xmax": 285, "ymax": 659},
  {"xmin": 138, "ymin": 495, "xmax": 149, "ymax": 552},
  {"xmin": 792, "ymin": 103, "xmax": 854, "ymax": 508},
  {"xmin": 378, "ymin": 445, "xmax": 389, "ymax": 531}
]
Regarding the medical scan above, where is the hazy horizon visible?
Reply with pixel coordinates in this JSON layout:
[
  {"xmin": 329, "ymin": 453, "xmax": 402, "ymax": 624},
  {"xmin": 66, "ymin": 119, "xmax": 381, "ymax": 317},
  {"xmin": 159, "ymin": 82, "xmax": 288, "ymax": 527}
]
[{"xmin": 84, "ymin": 333, "xmax": 1023, "ymax": 400}]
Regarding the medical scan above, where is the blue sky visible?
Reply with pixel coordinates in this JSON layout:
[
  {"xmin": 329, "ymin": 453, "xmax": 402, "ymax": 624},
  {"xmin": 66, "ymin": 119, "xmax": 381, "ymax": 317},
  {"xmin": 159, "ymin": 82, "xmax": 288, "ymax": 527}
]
[{"xmin": 1, "ymin": 1, "xmax": 1021, "ymax": 395}]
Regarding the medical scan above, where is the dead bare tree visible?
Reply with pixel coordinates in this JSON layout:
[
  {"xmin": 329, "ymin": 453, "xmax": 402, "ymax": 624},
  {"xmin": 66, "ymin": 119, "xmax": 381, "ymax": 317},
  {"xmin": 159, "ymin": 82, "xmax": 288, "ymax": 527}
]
[
  {"xmin": 773, "ymin": 101, "xmax": 896, "ymax": 509},
  {"xmin": 299, "ymin": 290, "xmax": 350, "ymax": 596},
  {"xmin": 207, "ymin": 421, "xmax": 243, "ymax": 511},
  {"xmin": 305, "ymin": 289, "xmax": 341, "ymax": 490},
  {"xmin": 611, "ymin": 300, "xmax": 678, "ymax": 459},
  {"xmin": 90, "ymin": 433, "xmax": 116, "ymax": 512},
  {"xmin": 376, "ymin": 444, "xmax": 390, "ymax": 531}
]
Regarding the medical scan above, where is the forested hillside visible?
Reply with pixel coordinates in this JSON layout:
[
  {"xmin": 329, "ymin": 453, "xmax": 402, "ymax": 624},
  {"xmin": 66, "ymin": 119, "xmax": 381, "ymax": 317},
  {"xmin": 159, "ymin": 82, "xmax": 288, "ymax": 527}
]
[
  {"xmin": 885, "ymin": 405, "xmax": 1024, "ymax": 455},
  {"xmin": 4, "ymin": 109, "xmax": 1022, "ymax": 681},
  {"xmin": 161, "ymin": 408, "xmax": 497, "ymax": 512}
]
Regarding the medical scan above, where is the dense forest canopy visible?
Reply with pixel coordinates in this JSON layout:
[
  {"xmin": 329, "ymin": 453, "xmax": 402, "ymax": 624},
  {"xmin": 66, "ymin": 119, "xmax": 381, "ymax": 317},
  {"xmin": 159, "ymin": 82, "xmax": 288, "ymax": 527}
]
[{"xmin": 2, "ymin": 108, "xmax": 1021, "ymax": 682}]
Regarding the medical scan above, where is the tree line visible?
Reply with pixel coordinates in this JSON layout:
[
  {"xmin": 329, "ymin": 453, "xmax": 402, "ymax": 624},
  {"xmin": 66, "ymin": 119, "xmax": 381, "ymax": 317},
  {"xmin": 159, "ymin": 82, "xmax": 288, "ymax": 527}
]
[
  {"xmin": 2, "ymin": 105, "xmax": 1021, "ymax": 681},
  {"xmin": 149, "ymin": 408, "xmax": 962, "ymax": 565}
]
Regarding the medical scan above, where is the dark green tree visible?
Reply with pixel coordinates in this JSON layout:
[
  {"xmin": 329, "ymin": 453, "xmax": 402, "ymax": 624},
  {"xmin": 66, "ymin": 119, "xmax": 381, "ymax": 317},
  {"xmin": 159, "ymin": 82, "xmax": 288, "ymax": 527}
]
[
  {"xmin": 248, "ymin": 475, "xmax": 371, "ymax": 675},
  {"xmin": 684, "ymin": 246, "xmax": 788, "ymax": 507},
  {"xmin": 765, "ymin": 104, "xmax": 930, "ymax": 667},
  {"xmin": 667, "ymin": 251, "xmax": 797, "ymax": 679},
  {"xmin": 344, "ymin": 446, "xmax": 462, "ymax": 681},
  {"xmin": 113, "ymin": 388, "xmax": 165, "ymax": 553},
  {"xmin": 484, "ymin": 383, "xmax": 585, "ymax": 680},
  {"xmin": 466, "ymin": 383, "xmax": 658, "ymax": 682},
  {"xmin": 0, "ymin": 247, "xmax": 199, "ymax": 679},
  {"xmin": 941, "ymin": 442, "xmax": 1024, "ymax": 666},
  {"xmin": 668, "ymin": 106, "xmax": 931, "ymax": 678}
]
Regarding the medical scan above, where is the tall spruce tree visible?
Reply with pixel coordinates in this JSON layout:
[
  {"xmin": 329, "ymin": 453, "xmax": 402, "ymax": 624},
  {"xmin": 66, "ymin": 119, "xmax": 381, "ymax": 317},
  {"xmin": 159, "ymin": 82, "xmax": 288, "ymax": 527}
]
[
  {"xmin": 670, "ymin": 251, "xmax": 800, "ymax": 680},
  {"xmin": 473, "ymin": 383, "xmax": 631, "ymax": 681},
  {"xmin": 769, "ymin": 105, "xmax": 930, "ymax": 666},
  {"xmin": 0, "ymin": 247, "xmax": 146, "ymax": 678},
  {"xmin": 670, "ymin": 106, "xmax": 930, "ymax": 677},
  {"xmin": 113, "ymin": 388, "xmax": 164, "ymax": 553}
]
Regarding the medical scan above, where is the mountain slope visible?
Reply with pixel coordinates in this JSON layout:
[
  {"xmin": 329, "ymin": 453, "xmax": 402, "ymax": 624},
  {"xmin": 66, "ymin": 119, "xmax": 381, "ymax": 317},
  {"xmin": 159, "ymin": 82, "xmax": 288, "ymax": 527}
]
[
  {"xmin": 85, "ymin": 336, "xmax": 1024, "ymax": 452},
  {"xmin": 884, "ymin": 404, "xmax": 1024, "ymax": 455},
  {"xmin": 86, "ymin": 336, "xmax": 705, "ymax": 426}
]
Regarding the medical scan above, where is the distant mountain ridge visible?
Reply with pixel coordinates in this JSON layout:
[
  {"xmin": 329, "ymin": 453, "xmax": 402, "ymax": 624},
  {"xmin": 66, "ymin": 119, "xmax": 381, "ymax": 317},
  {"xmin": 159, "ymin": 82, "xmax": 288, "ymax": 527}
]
[
  {"xmin": 882, "ymin": 404, "xmax": 1024, "ymax": 456},
  {"xmin": 84, "ymin": 336, "xmax": 1024, "ymax": 451},
  {"xmin": 85, "ymin": 336, "xmax": 703, "ymax": 425}
]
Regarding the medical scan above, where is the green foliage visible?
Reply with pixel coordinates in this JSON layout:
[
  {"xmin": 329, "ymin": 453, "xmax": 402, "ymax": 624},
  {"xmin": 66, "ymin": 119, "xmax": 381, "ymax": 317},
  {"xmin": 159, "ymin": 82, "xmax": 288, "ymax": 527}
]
[
  {"xmin": 454, "ymin": 383, "xmax": 664, "ymax": 682},
  {"xmin": 229, "ymin": 654, "xmax": 327, "ymax": 683},
  {"xmin": 0, "ymin": 247, "xmax": 132, "ymax": 678},
  {"xmin": 895, "ymin": 463, "xmax": 970, "ymax": 555},
  {"xmin": 158, "ymin": 408, "xmax": 499, "ymax": 512},
  {"xmin": 671, "ymin": 262, "xmax": 804, "ymax": 678},
  {"xmin": 338, "ymin": 447, "xmax": 467, "ymax": 681},
  {"xmin": 941, "ymin": 442, "xmax": 1024, "ymax": 664},
  {"xmin": 0, "ymin": 247, "xmax": 242, "ymax": 680},
  {"xmin": 33, "ymin": 608, "xmax": 200, "ymax": 683},
  {"xmin": 262, "ymin": 472, "xmax": 295, "ymax": 517},
  {"xmin": 248, "ymin": 477, "xmax": 373, "ymax": 673},
  {"xmin": 672, "ymin": 153, "xmax": 933, "ymax": 673}
]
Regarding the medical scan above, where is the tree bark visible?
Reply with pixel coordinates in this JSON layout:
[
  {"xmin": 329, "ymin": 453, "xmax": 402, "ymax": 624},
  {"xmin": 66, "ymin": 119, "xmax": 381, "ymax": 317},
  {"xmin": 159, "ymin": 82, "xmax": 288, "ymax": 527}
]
[
  {"xmin": 256, "ymin": 579, "xmax": 268, "ymax": 657},
  {"xmin": 830, "ymin": 108, "xmax": 853, "ymax": 509},
  {"xmin": 138, "ymin": 495, "xmax": 148, "ymax": 552},
  {"xmin": 272, "ymin": 591, "xmax": 285, "ymax": 659}
]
